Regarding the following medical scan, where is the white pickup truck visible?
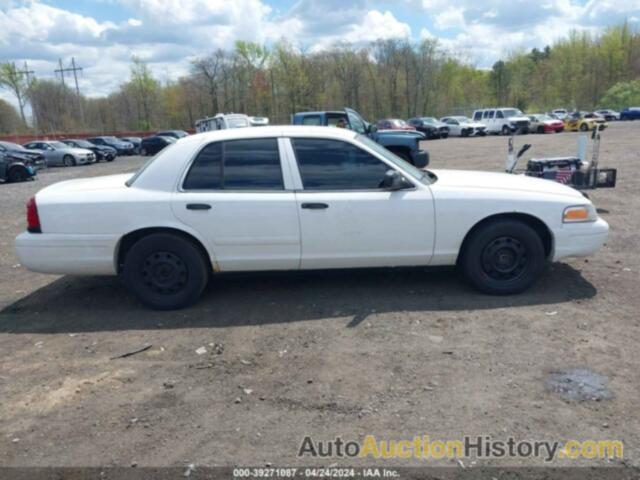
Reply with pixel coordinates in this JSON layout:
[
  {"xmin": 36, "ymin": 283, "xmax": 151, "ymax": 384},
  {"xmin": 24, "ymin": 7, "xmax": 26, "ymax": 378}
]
[{"xmin": 473, "ymin": 108, "xmax": 531, "ymax": 135}]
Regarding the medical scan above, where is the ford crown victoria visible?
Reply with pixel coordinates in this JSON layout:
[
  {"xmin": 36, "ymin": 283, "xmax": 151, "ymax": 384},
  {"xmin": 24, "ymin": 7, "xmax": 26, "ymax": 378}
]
[{"xmin": 15, "ymin": 126, "xmax": 609, "ymax": 309}]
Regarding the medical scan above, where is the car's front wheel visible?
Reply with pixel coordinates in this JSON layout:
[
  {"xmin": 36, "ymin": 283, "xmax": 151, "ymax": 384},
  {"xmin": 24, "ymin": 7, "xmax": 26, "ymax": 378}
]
[
  {"xmin": 63, "ymin": 155, "xmax": 76, "ymax": 167},
  {"xmin": 122, "ymin": 233, "xmax": 210, "ymax": 310},
  {"xmin": 460, "ymin": 219, "xmax": 545, "ymax": 295}
]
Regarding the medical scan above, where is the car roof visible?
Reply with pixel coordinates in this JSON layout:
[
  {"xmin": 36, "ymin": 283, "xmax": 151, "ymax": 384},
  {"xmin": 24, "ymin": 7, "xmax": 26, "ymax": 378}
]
[
  {"xmin": 294, "ymin": 111, "xmax": 345, "ymax": 116},
  {"xmin": 179, "ymin": 125, "xmax": 359, "ymax": 144}
]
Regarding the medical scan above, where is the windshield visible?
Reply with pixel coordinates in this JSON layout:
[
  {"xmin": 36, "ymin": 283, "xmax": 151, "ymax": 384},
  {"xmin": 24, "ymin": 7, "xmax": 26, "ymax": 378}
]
[
  {"xmin": 0, "ymin": 141, "xmax": 27, "ymax": 151},
  {"xmin": 502, "ymin": 109, "xmax": 523, "ymax": 117},
  {"xmin": 50, "ymin": 141, "xmax": 68, "ymax": 149},
  {"xmin": 422, "ymin": 117, "xmax": 437, "ymax": 124},
  {"xmin": 453, "ymin": 116, "xmax": 470, "ymax": 123},
  {"xmin": 103, "ymin": 136, "xmax": 119, "ymax": 142},
  {"xmin": 72, "ymin": 140, "xmax": 93, "ymax": 148},
  {"xmin": 356, "ymin": 134, "xmax": 433, "ymax": 185},
  {"xmin": 390, "ymin": 119, "xmax": 407, "ymax": 127}
]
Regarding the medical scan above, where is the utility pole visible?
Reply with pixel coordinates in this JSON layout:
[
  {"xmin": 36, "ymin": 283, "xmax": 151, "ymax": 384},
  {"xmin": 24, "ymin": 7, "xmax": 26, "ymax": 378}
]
[
  {"xmin": 54, "ymin": 57, "xmax": 85, "ymax": 125},
  {"xmin": 16, "ymin": 61, "xmax": 36, "ymax": 133}
]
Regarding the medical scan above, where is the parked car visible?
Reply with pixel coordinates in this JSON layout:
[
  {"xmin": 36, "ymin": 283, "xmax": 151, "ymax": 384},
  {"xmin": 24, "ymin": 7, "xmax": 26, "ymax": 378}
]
[
  {"xmin": 119, "ymin": 137, "xmax": 142, "ymax": 154},
  {"xmin": 551, "ymin": 109, "xmax": 570, "ymax": 120},
  {"xmin": 473, "ymin": 108, "xmax": 531, "ymax": 135},
  {"xmin": 563, "ymin": 112, "xmax": 607, "ymax": 132},
  {"xmin": 376, "ymin": 119, "xmax": 416, "ymax": 131},
  {"xmin": 23, "ymin": 140, "xmax": 96, "ymax": 167},
  {"xmin": 156, "ymin": 130, "xmax": 189, "ymax": 139},
  {"xmin": 62, "ymin": 139, "xmax": 116, "ymax": 162},
  {"xmin": 407, "ymin": 117, "xmax": 449, "ymax": 139},
  {"xmin": 620, "ymin": 107, "xmax": 640, "ymax": 121},
  {"xmin": 0, "ymin": 141, "xmax": 46, "ymax": 170},
  {"xmin": 292, "ymin": 108, "xmax": 428, "ymax": 167},
  {"xmin": 87, "ymin": 136, "xmax": 135, "ymax": 156},
  {"xmin": 527, "ymin": 114, "xmax": 564, "ymax": 134},
  {"xmin": 15, "ymin": 126, "xmax": 609, "ymax": 309},
  {"xmin": 195, "ymin": 113, "xmax": 252, "ymax": 132},
  {"xmin": 594, "ymin": 109, "xmax": 620, "ymax": 121},
  {"xmin": 140, "ymin": 135, "xmax": 176, "ymax": 156},
  {"xmin": 440, "ymin": 116, "xmax": 487, "ymax": 137},
  {"xmin": 0, "ymin": 151, "xmax": 37, "ymax": 183}
]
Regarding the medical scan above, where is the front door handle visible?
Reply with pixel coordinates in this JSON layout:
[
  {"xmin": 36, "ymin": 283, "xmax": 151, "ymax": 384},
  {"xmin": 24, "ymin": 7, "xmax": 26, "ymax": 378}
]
[
  {"xmin": 186, "ymin": 203, "xmax": 211, "ymax": 211},
  {"xmin": 301, "ymin": 203, "xmax": 329, "ymax": 210}
]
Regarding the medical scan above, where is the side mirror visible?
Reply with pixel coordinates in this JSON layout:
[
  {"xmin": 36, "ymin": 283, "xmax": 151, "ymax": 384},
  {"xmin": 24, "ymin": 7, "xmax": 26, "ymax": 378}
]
[
  {"xmin": 381, "ymin": 170, "xmax": 411, "ymax": 191},
  {"xmin": 367, "ymin": 123, "xmax": 378, "ymax": 135}
]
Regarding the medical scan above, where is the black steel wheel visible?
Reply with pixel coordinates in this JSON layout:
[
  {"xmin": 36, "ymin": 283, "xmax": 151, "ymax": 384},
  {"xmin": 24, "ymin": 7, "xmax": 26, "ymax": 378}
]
[
  {"xmin": 123, "ymin": 233, "xmax": 209, "ymax": 309},
  {"xmin": 461, "ymin": 219, "xmax": 545, "ymax": 295}
]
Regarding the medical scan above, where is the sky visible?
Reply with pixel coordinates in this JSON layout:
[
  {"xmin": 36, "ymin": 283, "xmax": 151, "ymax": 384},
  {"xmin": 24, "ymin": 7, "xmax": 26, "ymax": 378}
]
[{"xmin": 0, "ymin": 0, "xmax": 639, "ymax": 106}]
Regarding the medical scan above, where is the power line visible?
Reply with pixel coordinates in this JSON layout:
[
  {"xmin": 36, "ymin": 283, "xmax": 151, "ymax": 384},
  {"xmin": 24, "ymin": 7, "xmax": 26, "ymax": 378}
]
[{"xmin": 54, "ymin": 57, "xmax": 85, "ymax": 125}]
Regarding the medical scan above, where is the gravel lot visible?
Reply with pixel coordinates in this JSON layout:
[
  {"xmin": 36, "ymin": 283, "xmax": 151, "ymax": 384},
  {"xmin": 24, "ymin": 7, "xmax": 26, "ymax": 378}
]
[{"xmin": 0, "ymin": 124, "xmax": 639, "ymax": 469}]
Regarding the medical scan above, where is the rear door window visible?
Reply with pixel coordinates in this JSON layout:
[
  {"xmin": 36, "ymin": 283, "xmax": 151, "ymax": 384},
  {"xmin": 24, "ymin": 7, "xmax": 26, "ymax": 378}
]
[{"xmin": 183, "ymin": 138, "xmax": 283, "ymax": 191}]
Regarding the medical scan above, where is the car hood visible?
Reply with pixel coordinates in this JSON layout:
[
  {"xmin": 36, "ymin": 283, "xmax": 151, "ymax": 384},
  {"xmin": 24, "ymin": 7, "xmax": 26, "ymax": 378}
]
[
  {"xmin": 430, "ymin": 169, "xmax": 584, "ymax": 199},
  {"xmin": 507, "ymin": 115, "xmax": 530, "ymax": 123},
  {"xmin": 377, "ymin": 129, "xmax": 425, "ymax": 138}
]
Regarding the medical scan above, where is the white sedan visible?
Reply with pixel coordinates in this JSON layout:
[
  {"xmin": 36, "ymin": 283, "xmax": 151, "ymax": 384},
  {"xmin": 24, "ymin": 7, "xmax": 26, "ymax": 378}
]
[
  {"xmin": 15, "ymin": 126, "xmax": 609, "ymax": 309},
  {"xmin": 440, "ymin": 116, "xmax": 487, "ymax": 137}
]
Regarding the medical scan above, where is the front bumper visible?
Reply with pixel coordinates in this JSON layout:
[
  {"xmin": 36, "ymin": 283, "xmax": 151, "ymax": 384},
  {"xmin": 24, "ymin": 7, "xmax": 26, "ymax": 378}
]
[
  {"xmin": 411, "ymin": 149, "xmax": 429, "ymax": 168},
  {"xmin": 552, "ymin": 217, "xmax": 609, "ymax": 261},
  {"xmin": 15, "ymin": 232, "xmax": 119, "ymax": 275}
]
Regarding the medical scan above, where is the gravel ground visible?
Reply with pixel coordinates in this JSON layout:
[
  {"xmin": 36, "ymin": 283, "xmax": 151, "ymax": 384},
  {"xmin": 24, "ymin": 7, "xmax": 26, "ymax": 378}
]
[{"xmin": 0, "ymin": 124, "xmax": 639, "ymax": 469}]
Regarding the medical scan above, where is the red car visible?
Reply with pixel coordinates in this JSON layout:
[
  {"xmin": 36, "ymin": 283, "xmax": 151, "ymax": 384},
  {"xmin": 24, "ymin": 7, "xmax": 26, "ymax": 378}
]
[
  {"xmin": 376, "ymin": 118, "xmax": 416, "ymax": 131},
  {"xmin": 528, "ymin": 114, "xmax": 564, "ymax": 134}
]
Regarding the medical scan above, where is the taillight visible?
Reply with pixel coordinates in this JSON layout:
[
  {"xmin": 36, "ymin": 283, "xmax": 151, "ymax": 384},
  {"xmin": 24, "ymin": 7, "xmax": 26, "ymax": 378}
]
[{"xmin": 27, "ymin": 196, "xmax": 41, "ymax": 233}]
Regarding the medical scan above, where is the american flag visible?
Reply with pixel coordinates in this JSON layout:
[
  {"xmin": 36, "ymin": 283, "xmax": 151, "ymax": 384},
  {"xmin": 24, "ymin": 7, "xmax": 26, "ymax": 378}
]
[{"xmin": 555, "ymin": 167, "xmax": 573, "ymax": 184}]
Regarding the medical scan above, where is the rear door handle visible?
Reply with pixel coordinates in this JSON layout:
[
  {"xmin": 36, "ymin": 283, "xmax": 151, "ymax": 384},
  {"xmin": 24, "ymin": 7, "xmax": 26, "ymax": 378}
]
[
  {"xmin": 301, "ymin": 203, "xmax": 329, "ymax": 210},
  {"xmin": 186, "ymin": 203, "xmax": 211, "ymax": 211}
]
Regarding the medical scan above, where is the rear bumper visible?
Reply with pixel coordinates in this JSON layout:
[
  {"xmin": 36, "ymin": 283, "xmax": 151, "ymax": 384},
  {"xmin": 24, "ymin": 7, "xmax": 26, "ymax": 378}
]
[
  {"xmin": 411, "ymin": 149, "xmax": 429, "ymax": 168},
  {"xmin": 15, "ymin": 232, "xmax": 119, "ymax": 275},
  {"xmin": 552, "ymin": 217, "xmax": 609, "ymax": 261}
]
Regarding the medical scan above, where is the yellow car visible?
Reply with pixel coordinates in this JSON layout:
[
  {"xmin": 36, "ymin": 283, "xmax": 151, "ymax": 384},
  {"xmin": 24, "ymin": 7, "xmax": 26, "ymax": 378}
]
[{"xmin": 563, "ymin": 114, "xmax": 608, "ymax": 132}]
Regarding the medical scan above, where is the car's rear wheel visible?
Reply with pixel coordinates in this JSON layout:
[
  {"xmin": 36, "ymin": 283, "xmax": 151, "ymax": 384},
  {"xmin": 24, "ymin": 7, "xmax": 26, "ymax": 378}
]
[
  {"xmin": 501, "ymin": 125, "xmax": 511, "ymax": 136},
  {"xmin": 460, "ymin": 219, "xmax": 545, "ymax": 295},
  {"xmin": 580, "ymin": 123, "xmax": 589, "ymax": 131},
  {"xmin": 122, "ymin": 233, "xmax": 209, "ymax": 310},
  {"xmin": 537, "ymin": 126, "xmax": 545, "ymax": 134},
  {"xmin": 63, "ymin": 155, "xmax": 76, "ymax": 167}
]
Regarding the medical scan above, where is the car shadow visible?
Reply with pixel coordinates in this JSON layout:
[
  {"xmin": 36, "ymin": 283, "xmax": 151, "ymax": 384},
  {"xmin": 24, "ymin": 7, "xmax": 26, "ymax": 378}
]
[{"xmin": 0, "ymin": 263, "xmax": 596, "ymax": 334}]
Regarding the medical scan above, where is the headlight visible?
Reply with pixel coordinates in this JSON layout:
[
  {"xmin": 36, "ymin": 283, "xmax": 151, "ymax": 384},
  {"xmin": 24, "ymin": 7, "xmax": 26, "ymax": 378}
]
[{"xmin": 563, "ymin": 204, "xmax": 597, "ymax": 223}]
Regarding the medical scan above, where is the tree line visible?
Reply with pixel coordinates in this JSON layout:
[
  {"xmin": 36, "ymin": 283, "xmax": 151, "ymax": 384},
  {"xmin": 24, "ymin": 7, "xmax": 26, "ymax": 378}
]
[{"xmin": 1, "ymin": 22, "xmax": 639, "ymax": 135}]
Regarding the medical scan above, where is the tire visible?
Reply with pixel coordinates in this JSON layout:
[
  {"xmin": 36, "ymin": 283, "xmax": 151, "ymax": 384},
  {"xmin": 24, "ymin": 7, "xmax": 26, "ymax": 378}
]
[
  {"xmin": 122, "ymin": 233, "xmax": 209, "ymax": 310},
  {"xmin": 501, "ymin": 125, "xmax": 512, "ymax": 136},
  {"xmin": 140, "ymin": 148, "xmax": 148, "ymax": 156},
  {"xmin": 537, "ymin": 126, "xmax": 545, "ymax": 134},
  {"xmin": 441, "ymin": 133, "xmax": 449, "ymax": 139},
  {"xmin": 7, "ymin": 167, "xmax": 27, "ymax": 183},
  {"xmin": 580, "ymin": 123, "xmax": 589, "ymax": 131},
  {"xmin": 107, "ymin": 156, "xmax": 115, "ymax": 162},
  {"xmin": 63, "ymin": 155, "xmax": 76, "ymax": 167},
  {"xmin": 460, "ymin": 219, "xmax": 545, "ymax": 295}
]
